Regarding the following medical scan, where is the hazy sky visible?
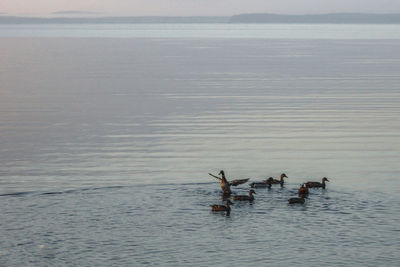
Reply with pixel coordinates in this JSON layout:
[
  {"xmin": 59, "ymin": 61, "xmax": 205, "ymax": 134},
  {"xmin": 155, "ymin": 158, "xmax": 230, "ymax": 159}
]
[{"xmin": 1, "ymin": 0, "xmax": 400, "ymax": 16}]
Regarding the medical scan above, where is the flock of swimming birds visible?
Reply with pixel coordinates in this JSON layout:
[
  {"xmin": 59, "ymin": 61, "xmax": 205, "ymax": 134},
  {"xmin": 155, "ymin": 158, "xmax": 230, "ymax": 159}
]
[{"xmin": 209, "ymin": 170, "xmax": 330, "ymax": 216}]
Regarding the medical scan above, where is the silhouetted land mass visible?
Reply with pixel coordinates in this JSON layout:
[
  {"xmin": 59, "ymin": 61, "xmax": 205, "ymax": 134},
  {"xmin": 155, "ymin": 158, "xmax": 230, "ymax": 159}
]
[
  {"xmin": 2, "ymin": 13, "xmax": 400, "ymax": 24},
  {"xmin": 0, "ymin": 16, "xmax": 229, "ymax": 24},
  {"xmin": 229, "ymin": 13, "xmax": 400, "ymax": 24}
]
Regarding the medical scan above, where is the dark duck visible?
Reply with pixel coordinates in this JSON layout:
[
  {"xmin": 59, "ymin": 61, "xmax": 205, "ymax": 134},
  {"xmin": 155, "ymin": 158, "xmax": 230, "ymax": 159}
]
[
  {"xmin": 211, "ymin": 200, "xmax": 233, "ymax": 216},
  {"xmin": 229, "ymin": 178, "xmax": 250, "ymax": 187},
  {"xmin": 250, "ymin": 177, "xmax": 273, "ymax": 188},
  {"xmin": 297, "ymin": 183, "xmax": 309, "ymax": 197},
  {"xmin": 288, "ymin": 196, "xmax": 305, "ymax": 204},
  {"xmin": 306, "ymin": 177, "xmax": 329, "ymax": 189},
  {"xmin": 269, "ymin": 173, "xmax": 288, "ymax": 186},
  {"xmin": 232, "ymin": 190, "xmax": 256, "ymax": 201},
  {"xmin": 209, "ymin": 170, "xmax": 232, "ymax": 195}
]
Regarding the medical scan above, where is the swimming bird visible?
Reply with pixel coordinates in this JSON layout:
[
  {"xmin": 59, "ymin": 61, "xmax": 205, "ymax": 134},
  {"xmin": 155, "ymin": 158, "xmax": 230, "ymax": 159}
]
[
  {"xmin": 229, "ymin": 178, "xmax": 250, "ymax": 186},
  {"xmin": 209, "ymin": 170, "xmax": 232, "ymax": 195},
  {"xmin": 306, "ymin": 177, "xmax": 329, "ymax": 189},
  {"xmin": 211, "ymin": 200, "xmax": 233, "ymax": 216},
  {"xmin": 288, "ymin": 196, "xmax": 305, "ymax": 204},
  {"xmin": 249, "ymin": 177, "xmax": 273, "ymax": 188},
  {"xmin": 232, "ymin": 190, "xmax": 256, "ymax": 201},
  {"xmin": 250, "ymin": 182, "xmax": 271, "ymax": 188},
  {"xmin": 268, "ymin": 173, "xmax": 288, "ymax": 186},
  {"xmin": 298, "ymin": 183, "xmax": 309, "ymax": 197}
]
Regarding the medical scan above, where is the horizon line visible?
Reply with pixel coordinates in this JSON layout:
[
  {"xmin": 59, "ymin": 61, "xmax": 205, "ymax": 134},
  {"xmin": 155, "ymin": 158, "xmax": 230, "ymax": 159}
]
[{"xmin": 3, "ymin": 12, "xmax": 400, "ymax": 18}]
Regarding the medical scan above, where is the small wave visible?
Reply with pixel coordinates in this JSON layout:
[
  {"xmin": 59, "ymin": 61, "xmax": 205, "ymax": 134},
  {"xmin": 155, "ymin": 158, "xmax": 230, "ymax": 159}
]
[
  {"xmin": 0, "ymin": 185, "xmax": 126, "ymax": 198},
  {"xmin": 40, "ymin": 186, "xmax": 125, "ymax": 196},
  {"xmin": 0, "ymin": 191, "xmax": 33, "ymax": 197}
]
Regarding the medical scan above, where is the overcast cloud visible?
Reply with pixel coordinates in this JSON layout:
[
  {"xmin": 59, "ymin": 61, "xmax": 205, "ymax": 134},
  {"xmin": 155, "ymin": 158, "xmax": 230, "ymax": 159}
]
[{"xmin": 1, "ymin": 0, "xmax": 400, "ymax": 16}]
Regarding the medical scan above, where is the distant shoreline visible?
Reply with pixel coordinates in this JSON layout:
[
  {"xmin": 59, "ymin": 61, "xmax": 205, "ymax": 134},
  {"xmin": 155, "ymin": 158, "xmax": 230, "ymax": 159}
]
[
  {"xmin": 230, "ymin": 13, "xmax": 400, "ymax": 24},
  {"xmin": 0, "ymin": 16, "xmax": 230, "ymax": 24},
  {"xmin": 2, "ymin": 13, "xmax": 400, "ymax": 24}
]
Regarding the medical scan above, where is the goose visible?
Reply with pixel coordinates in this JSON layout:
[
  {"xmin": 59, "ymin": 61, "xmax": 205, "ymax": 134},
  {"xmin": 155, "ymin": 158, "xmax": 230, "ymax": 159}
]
[
  {"xmin": 232, "ymin": 190, "xmax": 256, "ymax": 201},
  {"xmin": 306, "ymin": 177, "xmax": 329, "ymax": 189},
  {"xmin": 211, "ymin": 200, "xmax": 233, "ymax": 216}
]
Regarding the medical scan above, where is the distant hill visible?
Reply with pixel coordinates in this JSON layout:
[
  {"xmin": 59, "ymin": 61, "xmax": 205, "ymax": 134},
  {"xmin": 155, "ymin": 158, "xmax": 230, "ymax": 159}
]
[
  {"xmin": 2, "ymin": 13, "xmax": 400, "ymax": 24},
  {"xmin": 0, "ymin": 16, "xmax": 229, "ymax": 24},
  {"xmin": 229, "ymin": 13, "xmax": 400, "ymax": 24}
]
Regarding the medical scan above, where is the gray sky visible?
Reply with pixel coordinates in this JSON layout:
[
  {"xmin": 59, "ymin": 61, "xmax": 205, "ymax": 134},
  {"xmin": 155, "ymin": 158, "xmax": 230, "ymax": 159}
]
[{"xmin": 1, "ymin": 0, "xmax": 400, "ymax": 17}]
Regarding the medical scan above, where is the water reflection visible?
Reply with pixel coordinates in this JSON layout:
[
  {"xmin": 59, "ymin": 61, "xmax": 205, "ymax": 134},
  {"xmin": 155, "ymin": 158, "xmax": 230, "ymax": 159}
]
[{"xmin": 1, "ymin": 37, "xmax": 400, "ymax": 265}]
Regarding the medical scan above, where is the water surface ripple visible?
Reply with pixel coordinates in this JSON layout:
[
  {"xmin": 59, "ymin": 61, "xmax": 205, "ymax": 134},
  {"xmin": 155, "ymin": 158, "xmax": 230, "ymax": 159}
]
[
  {"xmin": 1, "ymin": 183, "xmax": 399, "ymax": 266},
  {"xmin": 1, "ymin": 36, "xmax": 400, "ymax": 265}
]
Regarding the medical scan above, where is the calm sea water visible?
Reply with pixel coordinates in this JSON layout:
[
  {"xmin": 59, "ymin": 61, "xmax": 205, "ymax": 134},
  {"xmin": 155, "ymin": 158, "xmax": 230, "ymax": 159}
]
[
  {"xmin": 1, "ymin": 24, "xmax": 400, "ymax": 266},
  {"xmin": 1, "ymin": 23, "xmax": 400, "ymax": 39}
]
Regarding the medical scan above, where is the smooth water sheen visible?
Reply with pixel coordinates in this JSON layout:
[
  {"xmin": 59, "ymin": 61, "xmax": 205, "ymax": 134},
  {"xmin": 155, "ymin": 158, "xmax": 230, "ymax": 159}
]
[
  {"xmin": 1, "ymin": 23, "xmax": 400, "ymax": 39},
  {"xmin": 1, "ymin": 27, "xmax": 400, "ymax": 266}
]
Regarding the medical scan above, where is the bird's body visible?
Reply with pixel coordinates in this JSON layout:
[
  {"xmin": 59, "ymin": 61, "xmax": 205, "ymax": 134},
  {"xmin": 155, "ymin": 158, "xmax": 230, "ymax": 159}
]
[
  {"xmin": 298, "ymin": 184, "xmax": 309, "ymax": 197},
  {"xmin": 262, "ymin": 177, "xmax": 274, "ymax": 183},
  {"xmin": 232, "ymin": 190, "xmax": 256, "ymax": 201},
  {"xmin": 211, "ymin": 200, "xmax": 233, "ymax": 216},
  {"xmin": 209, "ymin": 170, "xmax": 232, "ymax": 194},
  {"xmin": 210, "ymin": 204, "xmax": 230, "ymax": 212},
  {"xmin": 270, "ymin": 173, "xmax": 288, "ymax": 186},
  {"xmin": 250, "ymin": 182, "xmax": 271, "ymax": 188},
  {"xmin": 288, "ymin": 197, "xmax": 305, "ymax": 204},
  {"xmin": 229, "ymin": 178, "xmax": 250, "ymax": 186},
  {"xmin": 249, "ymin": 177, "xmax": 273, "ymax": 188},
  {"xmin": 306, "ymin": 177, "xmax": 329, "ymax": 189},
  {"xmin": 268, "ymin": 179, "xmax": 281, "ymax": 184}
]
